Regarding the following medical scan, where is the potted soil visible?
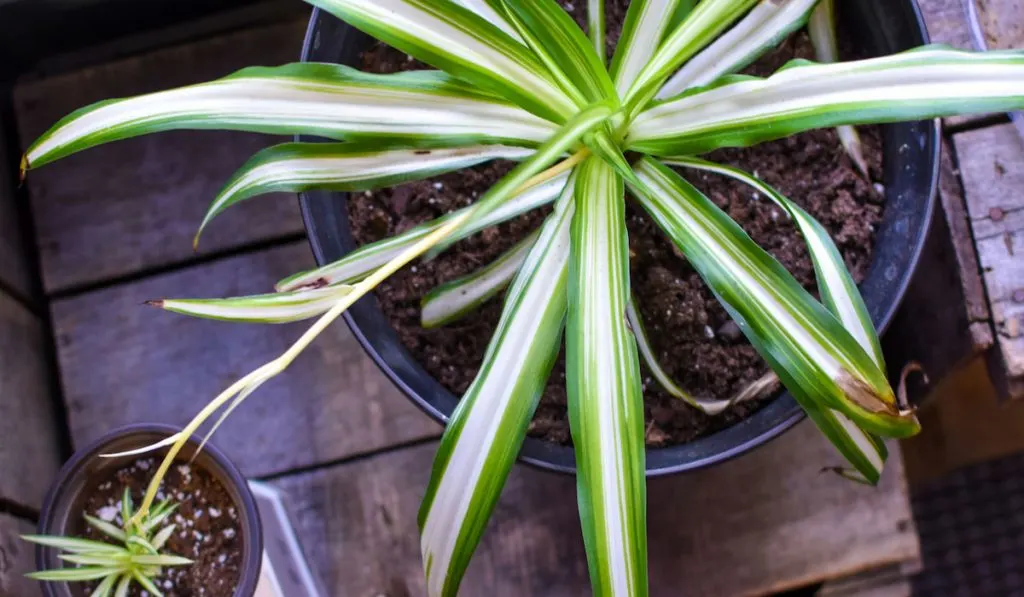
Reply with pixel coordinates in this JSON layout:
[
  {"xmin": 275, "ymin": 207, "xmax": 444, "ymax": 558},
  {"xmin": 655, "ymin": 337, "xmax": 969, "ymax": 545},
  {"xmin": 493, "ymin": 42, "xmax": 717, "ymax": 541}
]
[
  {"xmin": 32, "ymin": 425, "xmax": 263, "ymax": 597},
  {"xmin": 20, "ymin": 0, "xmax": 1020, "ymax": 592},
  {"xmin": 296, "ymin": 0, "xmax": 940, "ymax": 475}
]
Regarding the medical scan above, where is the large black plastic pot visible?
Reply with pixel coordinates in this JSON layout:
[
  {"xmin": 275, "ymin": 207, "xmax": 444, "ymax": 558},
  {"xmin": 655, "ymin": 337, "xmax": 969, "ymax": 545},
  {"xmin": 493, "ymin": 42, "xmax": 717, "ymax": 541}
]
[
  {"xmin": 36, "ymin": 425, "xmax": 263, "ymax": 597},
  {"xmin": 298, "ymin": 0, "xmax": 940, "ymax": 476}
]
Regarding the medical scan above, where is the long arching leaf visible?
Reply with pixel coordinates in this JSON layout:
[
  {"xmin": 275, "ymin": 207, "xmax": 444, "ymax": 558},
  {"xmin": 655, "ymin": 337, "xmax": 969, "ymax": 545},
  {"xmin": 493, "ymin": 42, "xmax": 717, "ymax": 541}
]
[
  {"xmin": 568, "ymin": 157, "xmax": 647, "ymax": 597},
  {"xmin": 419, "ymin": 177, "xmax": 574, "ymax": 597},
  {"xmin": 499, "ymin": 0, "xmax": 616, "ymax": 107},
  {"xmin": 609, "ymin": 0, "xmax": 687, "ymax": 96},
  {"xmin": 623, "ymin": 0, "xmax": 759, "ymax": 113},
  {"xmin": 199, "ymin": 142, "xmax": 531, "ymax": 239},
  {"xmin": 304, "ymin": 0, "xmax": 575, "ymax": 122},
  {"xmin": 24, "ymin": 65, "xmax": 555, "ymax": 170},
  {"xmin": 662, "ymin": 156, "xmax": 889, "ymax": 482},
  {"xmin": 630, "ymin": 47, "xmax": 1024, "ymax": 155},
  {"xmin": 658, "ymin": 0, "xmax": 819, "ymax": 98},
  {"xmin": 630, "ymin": 158, "xmax": 918, "ymax": 438},
  {"xmin": 149, "ymin": 285, "xmax": 354, "ymax": 324},
  {"xmin": 275, "ymin": 172, "xmax": 569, "ymax": 292},
  {"xmin": 421, "ymin": 230, "xmax": 537, "ymax": 328},
  {"xmin": 451, "ymin": 0, "xmax": 521, "ymax": 38}
]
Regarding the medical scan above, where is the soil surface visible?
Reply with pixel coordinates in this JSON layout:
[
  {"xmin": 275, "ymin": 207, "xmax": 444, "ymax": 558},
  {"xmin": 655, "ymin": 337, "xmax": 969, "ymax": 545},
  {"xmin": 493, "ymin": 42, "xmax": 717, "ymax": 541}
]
[
  {"xmin": 78, "ymin": 457, "xmax": 243, "ymax": 597},
  {"xmin": 348, "ymin": 2, "xmax": 884, "ymax": 446}
]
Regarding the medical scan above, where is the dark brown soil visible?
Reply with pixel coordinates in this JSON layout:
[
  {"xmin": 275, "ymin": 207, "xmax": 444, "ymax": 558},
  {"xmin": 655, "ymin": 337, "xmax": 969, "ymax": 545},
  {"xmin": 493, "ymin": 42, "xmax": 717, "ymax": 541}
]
[
  {"xmin": 78, "ymin": 457, "xmax": 243, "ymax": 597},
  {"xmin": 348, "ymin": 2, "xmax": 884, "ymax": 446}
]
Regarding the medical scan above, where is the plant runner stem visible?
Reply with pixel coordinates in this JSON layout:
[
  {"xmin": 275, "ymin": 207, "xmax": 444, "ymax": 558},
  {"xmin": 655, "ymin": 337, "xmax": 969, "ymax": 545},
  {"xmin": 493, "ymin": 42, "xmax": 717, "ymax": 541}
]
[{"xmin": 130, "ymin": 147, "xmax": 591, "ymax": 523}]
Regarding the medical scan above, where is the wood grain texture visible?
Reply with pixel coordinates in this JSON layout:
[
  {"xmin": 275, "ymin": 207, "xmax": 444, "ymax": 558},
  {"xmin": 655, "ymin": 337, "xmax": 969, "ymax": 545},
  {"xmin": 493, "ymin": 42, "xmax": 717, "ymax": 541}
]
[
  {"xmin": 917, "ymin": 0, "xmax": 1021, "ymax": 127},
  {"xmin": 272, "ymin": 421, "xmax": 919, "ymax": 597},
  {"xmin": 13, "ymin": 20, "xmax": 309, "ymax": 293},
  {"xmin": 0, "ymin": 291, "xmax": 61, "ymax": 510},
  {"xmin": 0, "ymin": 123, "xmax": 32, "ymax": 301},
  {"xmin": 0, "ymin": 514, "xmax": 42, "ymax": 597},
  {"xmin": 882, "ymin": 142, "xmax": 993, "ymax": 400},
  {"xmin": 51, "ymin": 242, "xmax": 441, "ymax": 478},
  {"xmin": 954, "ymin": 124, "xmax": 1024, "ymax": 399},
  {"xmin": 919, "ymin": 0, "xmax": 975, "ymax": 48},
  {"xmin": 973, "ymin": 0, "xmax": 1024, "ymax": 50}
]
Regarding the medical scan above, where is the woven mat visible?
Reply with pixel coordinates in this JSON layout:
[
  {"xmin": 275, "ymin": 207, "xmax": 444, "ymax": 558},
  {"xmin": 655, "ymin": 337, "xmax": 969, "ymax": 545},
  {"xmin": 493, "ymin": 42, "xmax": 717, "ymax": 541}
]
[{"xmin": 912, "ymin": 451, "xmax": 1024, "ymax": 596}]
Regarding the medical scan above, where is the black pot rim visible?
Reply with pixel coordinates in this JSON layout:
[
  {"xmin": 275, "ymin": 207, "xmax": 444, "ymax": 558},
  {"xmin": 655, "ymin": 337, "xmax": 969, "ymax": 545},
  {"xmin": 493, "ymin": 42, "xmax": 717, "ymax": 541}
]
[
  {"xmin": 35, "ymin": 424, "xmax": 263, "ymax": 597},
  {"xmin": 297, "ymin": 0, "xmax": 941, "ymax": 477}
]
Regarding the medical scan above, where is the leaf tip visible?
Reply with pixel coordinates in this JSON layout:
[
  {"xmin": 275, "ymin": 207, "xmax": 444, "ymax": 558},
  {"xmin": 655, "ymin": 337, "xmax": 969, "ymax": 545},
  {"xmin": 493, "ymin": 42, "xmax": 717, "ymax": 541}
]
[
  {"xmin": 144, "ymin": 299, "xmax": 165, "ymax": 308},
  {"xmin": 18, "ymin": 155, "xmax": 28, "ymax": 185}
]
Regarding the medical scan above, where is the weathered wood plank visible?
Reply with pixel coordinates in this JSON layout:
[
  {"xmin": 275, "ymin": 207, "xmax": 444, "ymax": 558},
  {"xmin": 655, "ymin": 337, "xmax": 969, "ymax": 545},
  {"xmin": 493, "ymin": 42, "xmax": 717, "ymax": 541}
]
[
  {"xmin": 0, "ymin": 119, "xmax": 33, "ymax": 301},
  {"xmin": 0, "ymin": 291, "xmax": 61, "ymax": 511},
  {"xmin": 0, "ymin": 514, "xmax": 42, "ymax": 597},
  {"xmin": 882, "ymin": 141, "xmax": 993, "ymax": 399},
  {"xmin": 272, "ymin": 421, "xmax": 919, "ymax": 597},
  {"xmin": 972, "ymin": 0, "xmax": 1024, "ymax": 50},
  {"xmin": 51, "ymin": 242, "xmax": 440, "ymax": 477},
  {"xmin": 919, "ymin": 0, "xmax": 976, "ymax": 49},
  {"xmin": 918, "ymin": 0, "xmax": 1020, "ymax": 128},
  {"xmin": 13, "ymin": 20, "xmax": 309, "ymax": 293},
  {"xmin": 955, "ymin": 124, "xmax": 1023, "ymax": 222},
  {"xmin": 954, "ymin": 123, "xmax": 1024, "ymax": 399}
]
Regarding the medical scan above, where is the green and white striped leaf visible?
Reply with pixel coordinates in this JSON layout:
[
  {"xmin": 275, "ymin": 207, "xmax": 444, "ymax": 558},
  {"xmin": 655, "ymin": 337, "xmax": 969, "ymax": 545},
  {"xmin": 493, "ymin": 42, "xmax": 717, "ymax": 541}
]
[
  {"xmin": 808, "ymin": 0, "xmax": 870, "ymax": 177},
  {"xmin": 93, "ymin": 574, "xmax": 120, "ymax": 597},
  {"xmin": 663, "ymin": 157, "xmax": 889, "ymax": 481},
  {"xmin": 658, "ymin": 0, "xmax": 819, "ymax": 99},
  {"xmin": 419, "ymin": 177, "xmax": 574, "ymax": 597},
  {"xmin": 83, "ymin": 515, "xmax": 127, "ymax": 542},
  {"xmin": 451, "ymin": 0, "xmax": 520, "ymax": 38},
  {"xmin": 630, "ymin": 47, "xmax": 1024, "ymax": 156},
  {"xmin": 22, "ymin": 535, "xmax": 125, "ymax": 554},
  {"xmin": 132, "ymin": 571, "xmax": 163, "ymax": 597},
  {"xmin": 567, "ymin": 157, "xmax": 647, "ymax": 597},
  {"xmin": 448, "ymin": 99, "xmax": 617, "ymax": 240},
  {"xmin": 199, "ymin": 142, "xmax": 531, "ymax": 239},
  {"xmin": 625, "ymin": 300, "xmax": 731, "ymax": 415},
  {"xmin": 421, "ymin": 230, "xmax": 538, "ymax": 328},
  {"xmin": 304, "ymin": 0, "xmax": 576, "ymax": 122},
  {"xmin": 609, "ymin": 0, "xmax": 687, "ymax": 96},
  {"xmin": 150, "ymin": 285, "xmax": 354, "ymax": 324},
  {"xmin": 588, "ymin": 0, "xmax": 606, "ymax": 64},
  {"xmin": 500, "ymin": 0, "xmax": 616, "ymax": 106},
  {"xmin": 630, "ymin": 158, "xmax": 918, "ymax": 438},
  {"xmin": 24, "ymin": 64, "xmax": 557, "ymax": 170},
  {"xmin": 129, "ymin": 555, "xmax": 193, "ymax": 567},
  {"xmin": 664, "ymin": 0, "xmax": 698, "ymax": 37},
  {"xmin": 623, "ymin": 0, "xmax": 759, "ymax": 113},
  {"xmin": 28, "ymin": 567, "xmax": 124, "ymax": 582},
  {"xmin": 662, "ymin": 157, "xmax": 883, "ymax": 366},
  {"xmin": 275, "ymin": 172, "xmax": 569, "ymax": 292}
]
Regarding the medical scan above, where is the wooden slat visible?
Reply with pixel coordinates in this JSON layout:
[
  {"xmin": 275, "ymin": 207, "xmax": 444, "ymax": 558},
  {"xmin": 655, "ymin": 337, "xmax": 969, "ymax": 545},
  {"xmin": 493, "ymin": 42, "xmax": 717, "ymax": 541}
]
[
  {"xmin": 953, "ymin": 123, "xmax": 1024, "ymax": 399},
  {"xmin": 971, "ymin": 0, "xmax": 1024, "ymax": 50},
  {"xmin": 882, "ymin": 141, "xmax": 993, "ymax": 400},
  {"xmin": 0, "ymin": 514, "xmax": 43, "ymax": 597},
  {"xmin": 0, "ymin": 290, "xmax": 60, "ymax": 511},
  {"xmin": 918, "ymin": 0, "xmax": 1021, "ymax": 128},
  {"xmin": 13, "ymin": 20, "xmax": 309, "ymax": 293},
  {"xmin": 919, "ymin": 0, "xmax": 976, "ymax": 49},
  {"xmin": 272, "ymin": 421, "xmax": 919, "ymax": 597},
  {"xmin": 51, "ymin": 242, "xmax": 440, "ymax": 478},
  {"xmin": 0, "ymin": 121, "xmax": 32, "ymax": 301}
]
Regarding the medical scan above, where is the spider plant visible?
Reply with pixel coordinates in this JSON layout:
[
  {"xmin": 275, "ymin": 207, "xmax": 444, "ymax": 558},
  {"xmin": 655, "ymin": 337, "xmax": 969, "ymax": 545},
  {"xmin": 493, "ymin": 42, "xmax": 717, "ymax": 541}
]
[
  {"xmin": 23, "ymin": 490, "xmax": 189, "ymax": 597},
  {"xmin": 21, "ymin": 0, "xmax": 1024, "ymax": 594}
]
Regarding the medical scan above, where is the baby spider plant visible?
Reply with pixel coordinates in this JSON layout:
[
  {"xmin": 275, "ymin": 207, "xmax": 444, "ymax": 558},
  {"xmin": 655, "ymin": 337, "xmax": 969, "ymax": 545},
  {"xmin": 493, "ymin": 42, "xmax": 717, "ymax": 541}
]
[
  {"xmin": 23, "ymin": 490, "xmax": 189, "ymax": 597},
  {"xmin": 20, "ymin": 0, "xmax": 1024, "ymax": 594}
]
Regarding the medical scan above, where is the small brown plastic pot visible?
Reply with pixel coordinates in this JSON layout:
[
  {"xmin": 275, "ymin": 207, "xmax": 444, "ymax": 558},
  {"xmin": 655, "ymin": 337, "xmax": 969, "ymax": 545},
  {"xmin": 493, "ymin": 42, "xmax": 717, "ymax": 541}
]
[{"xmin": 35, "ymin": 424, "xmax": 263, "ymax": 597}]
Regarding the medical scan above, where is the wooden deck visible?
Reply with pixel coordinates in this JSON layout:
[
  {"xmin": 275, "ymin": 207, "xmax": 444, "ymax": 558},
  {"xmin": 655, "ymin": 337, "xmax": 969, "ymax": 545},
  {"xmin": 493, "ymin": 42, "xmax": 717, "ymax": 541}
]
[{"xmin": 0, "ymin": 1, "xmax": 1019, "ymax": 594}]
